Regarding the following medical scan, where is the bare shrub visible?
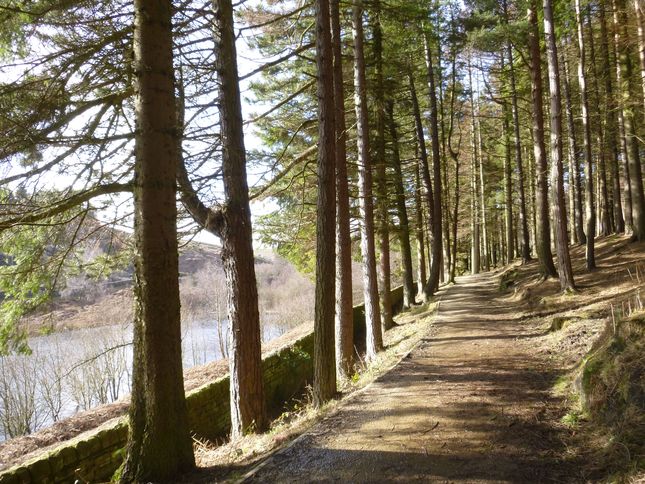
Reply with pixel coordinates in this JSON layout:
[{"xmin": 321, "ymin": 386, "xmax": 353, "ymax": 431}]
[{"xmin": 0, "ymin": 355, "xmax": 43, "ymax": 438}]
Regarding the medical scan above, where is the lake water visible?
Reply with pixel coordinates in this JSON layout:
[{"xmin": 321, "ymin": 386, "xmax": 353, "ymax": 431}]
[{"xmin": 0, "ymin": 318, "xmax": 289, "ymax": 442}]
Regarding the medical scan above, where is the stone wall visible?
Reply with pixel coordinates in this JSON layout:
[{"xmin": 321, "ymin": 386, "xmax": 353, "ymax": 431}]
[{"xmin": 0, "ymin": 286, "xmax": 404, "ymax": 484}]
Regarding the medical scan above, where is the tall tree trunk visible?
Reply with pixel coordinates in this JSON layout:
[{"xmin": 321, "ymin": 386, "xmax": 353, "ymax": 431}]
[
  {"xmin": 414, "ymin": 160, "xmax": 427, "ymax": 295},
  {"xmin": 613, "ymin": 0, "xmax": 645, "ymax": 241},
  {"xmin": 502, "ymin": 97, "xmax": 514, "ymax": 264},
  {"xmin": 331, "ymin": 0, "xmax": 353, "ymax": 381},
  {"xmin": 214, "ymin": 0, "xmax": 268, "ymax": 436},
  {"xmin": 586, "ymin": 11, "xmax": 611, "ymax": 236},
  {"xmin": 527, "ymin": 0, "xmax": 558, "ymax": 278},
  {"xmin": 599, "ymin": 0, "xmax": 625, "ymax": 233},
  {"xmin": 468, "ymin": 59, "xmax": 480, "ymax": 275},
  {"xmin": 544, "ymin": 0, "xmax": 577, "ymax": 291},
  {"xmin": 574, "ymin": 0, "xmax": 596, "ymax": 270},
  {"xmin": 561, "ymin": 49, "xmax": 587, "ymax": 245},
  {"xmin": 422, "ymin": 28, "xmax": 443, "ymax": 298},
  {"xmin": 387, "ymin": 101, "xmax": 415, "ymax": 308},
  {"xmin": 353, "ymin": 2, "xmax": 383, "ymax": 360},
  {"xmin": 503, "ymin": 1, "xmax": 531, "ymax": 263},
  {"xmin": 371, "ymin": 0, "xmax": 393, "ymax": 331},
  {"xmin": 313, "ymin": 0, "xmax": 337, "ymax": 407},
  {"xmin": 635, "ymin": 0, "xmax": 645, "ymax": 112},
  {"xmin": 478, "ymin": 118, "xmax": 490, "ymax": 271},
  {"xmin": 408, "ymin": 69, "xmax": 435, "ymax": 290},
  {"xmin": 121, "ymin": 0, "xmax": 195, "ymax": 479}
]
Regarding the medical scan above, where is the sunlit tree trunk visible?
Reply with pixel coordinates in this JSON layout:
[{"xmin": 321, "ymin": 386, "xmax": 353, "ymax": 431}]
[
  {"xmin": 613, "ymin": 0, "xmax": 645, "ymax": 241},
  {"xmin": 312, "ymin": 0, "xmax": 337, "ymax": 407},
  {"xmin": 331, "ymin": 0, "xmax": 353, "ymax": 380},
  {"xmin": 371, "ymin": 0, "xmax": 393, "ymax": 331},
  {"xmin": 544, "ymin": 0, "xmax": 576, "ymax": 291},
  {"xmin": 574, "ymin": 0, "xmax": 596, "ymax": 269},
  {"xmin": 414, "ymin": 160, "xmax": 427, "ymax": 295},
  {"xmin": 561, "ymin": 51, "xmax": 586, "ymax": 245},
  {"xmin": 528, "ymin": 0, "xmax": 558, "ymax": 278},
  {"xmin": 121, "ymin": 0, "xmax": 195, "ymax": 479},
  {"xmin": 353, "ymin": 2, "xmax": 383, "ymax": 360},
  {"xmin": 422, "ymin": 28, "xmax": 443, "ymax": 298},
  {"xmin": 599, "ymin": 0, "xmax": 625, "ymax": 233},
  {"xmin": 387, "ymin": 101, "xmax": 415, "ymax": 308}
]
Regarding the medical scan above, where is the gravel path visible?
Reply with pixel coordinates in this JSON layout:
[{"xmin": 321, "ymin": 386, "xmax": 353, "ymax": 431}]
[{"xmin": 241, "ymin": 272, "xmax": 578, "ymax": 483}]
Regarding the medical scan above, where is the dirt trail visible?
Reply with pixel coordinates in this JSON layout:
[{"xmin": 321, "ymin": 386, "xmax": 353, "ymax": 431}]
[{"xmin": 241, "ymin": 272, "xmax": 579, "ymax": 483}]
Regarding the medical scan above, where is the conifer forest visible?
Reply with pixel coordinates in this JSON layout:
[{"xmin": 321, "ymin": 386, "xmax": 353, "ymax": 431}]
[{"xmin": 0, "ymin": 0, "xmax": 644, "ymax": 482}]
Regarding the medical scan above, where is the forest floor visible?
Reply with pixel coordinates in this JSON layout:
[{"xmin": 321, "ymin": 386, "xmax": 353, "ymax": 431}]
[{"xmin": 187, "ymin": 235, "xmax": 645, "ymax": 483}]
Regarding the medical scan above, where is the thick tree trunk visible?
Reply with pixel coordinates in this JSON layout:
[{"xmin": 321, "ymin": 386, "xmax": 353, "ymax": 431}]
[
  {"xmin": 561, "ymin": 50, "xmax": 587, "ymax": 245},
  {"xmin": 528, "ymin": 0, "xmax": 558, "ymax": 278},
  {"xmin": 121, "ymin": 0, "xmax": 195, "ymax": 480},
  {"xmin": 331, "ymin": 0, "xmax": 353, "ymax": 380},
  {"xmin": 371, "ymin": 0, "xmax": 393, "ymax": 331},
  {"xmin": 599, "ymin": 1, "xmax": 625, "ymax": 233},
  {"xmin": 574, "ymin": 0, "xmax": 596, "ymax": 270},
  {"xmin": 613, "ymin": 0, "xmax": 645, "ymax": 241},
  {"xmin": 313, "ymin": 0, "xmax": 337, "ymax": 407},
  {"xmin": 635, "ymin": 0, "xmax": 645, "ymax": 112},
  {"xmin": 387, "ymin": 101, "xmax": 415, "ymax": 308},
  {"xmin": 353, "ymin": 2, "xmax": 383, "ymax": 360},
  {"xmin": 544, "ymin": 0, "xmax": 577, "ymax": 291},
  {"xmin": 213, "ymin": 0, "xmax": 268, "ymax": 436},
  {"xmin": 422, "ymin": 29, "xmax": 443, "ymax": 299}
]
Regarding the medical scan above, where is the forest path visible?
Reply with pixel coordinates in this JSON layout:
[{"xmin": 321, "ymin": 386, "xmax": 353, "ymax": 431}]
[{"xmin": 241, "ymin": 271, "xmax": 579, "ymax": 483}]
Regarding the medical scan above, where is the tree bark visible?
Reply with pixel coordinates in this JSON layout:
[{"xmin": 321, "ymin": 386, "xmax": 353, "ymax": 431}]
[
  {"xmin": 371, "ymin": 0, "xmax": 393, "ymax": 331},
  {"xmin": 121, "ymin": 0, "xmax": 195, "ymax": 479},
  {"xmin": 331, "ymin": 0, "xmax": 353, "ymax": 380},
  {"xmin": 543, "ymin": 0, "xmax": 577, "ymax": 291},
  {"xmin": 502, "ymin": 97, "xmax": 514, "ymax": 265},
  {"xmin": 599, "ymin": 0, "xmax": 625, "ymax": 233},
  {"xmin": 469, "ymin": 61, "xmax": 480, "ymax": 275},
  {"xmin": 414, "ymin": 159, "xmax": 427, "ymax": 295},
  {"xmin": 387, "ymin": 101, "xmax": 415, "ymax": 308},
  {"xmin": 503, "ymin": 0, "xmax": 531, "ymax": 263},
  {"xmin": 613, "ymin": 0, "xmax": 645, "ymax": 241},
  {"xmin": 312, "ymin": 0, "xmax": 337, "ymax": 407},
  {"xmin": 561, "ymin": 49, "xmax": 587, "ymax": 245},
  {"xmin": 422, "ymin": 28, "xmax": 443, "ymax": 299},
  {"xmin": 353, "ymin": 1, "xmax": 383, "ymax": 360},
  {"xmin": 585, "ymin": 11, "xmax": 611, "ymax": 236},
  {"xmin": 574, "ymin": 0, "xmax": 596, "ymax": 270},
  {"xmin": 527, "ymin": 0, "xmax": 558, "ymax": 278}
]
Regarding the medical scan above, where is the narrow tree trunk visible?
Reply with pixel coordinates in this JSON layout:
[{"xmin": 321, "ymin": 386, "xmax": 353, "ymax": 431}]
[
  {"xmin": 312, "ymin": 0, "xmax": 337, "ymax": 407},
  {"xmin": 574, "ymin": 0, "xmax": 596, "ymax": 270},
  {"xmin": 408, "ymin": 69, "xmax": 435, "ymax": 290},
  {"xmin": 613, "ymin": 0, "xmax": 645, "ymax": 241},
  {"xmin": 371, "ymin": 0, "xmax": 393, "ymax": 331},
  {"xmin": 387, "ymin": 101, "xmax": 415, "ymax": 308},
  {"xmin": 561, "ymin": 50, "xmax": 587, "ymax": 245},
  {"xmin": 502, "ymin": 100, "xmax": 514, "ymax": 264},
  {"xmin": 414, "ymin": 160, "xmax": 427, "ymax": 295},
  {"xmin": 422, "ymin": 28, "xmax": 443, "ymax": 298},
  {"xmin": 121, "ymin": 0, "xmax": 195, "ymax": 479},
  {"xmin": 544, "ymin": 0, "xmax": 577, "ymax": 291},
  {"xmin": 478, "ymin": 121, "xmax": 490, "ymax": 271},
  {"xmin": 504, "ymin": 1, "xmax": 531, "ymax": 263},
  {"xmin": 585, "ymin": 11, "xmax": 611, "ymax": 236},
  {"xmin": 635, "ymin": 0, "xmax": 645, "ymax": 112},
  {"xmin": 331, "ymin": 0, "xmax": 353, "ymax": 380},
  {"xmin": 353, "ymin": 2, "xmax": 383, "ymax": 360},
  {"xmin": 599, "ymin": 0, "xmax": 625, "ymax": 233},
  {"xmin": 468, "ymin": 60, "xmax": 480, "ymax": 275},
  {"xmin": 528, "ymin": 0, "xmax": 558, "ymax": 278}
]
